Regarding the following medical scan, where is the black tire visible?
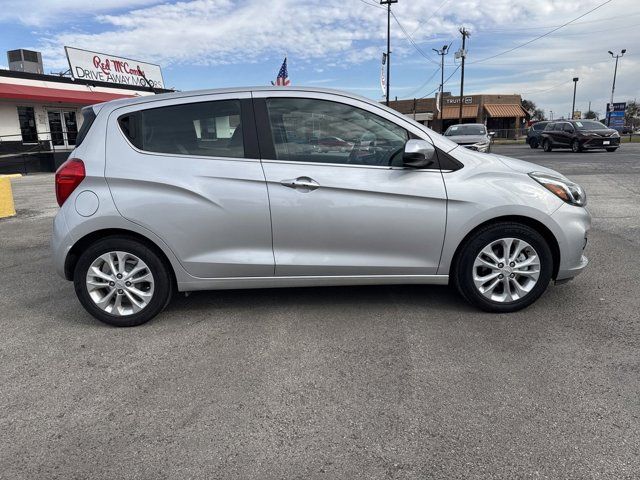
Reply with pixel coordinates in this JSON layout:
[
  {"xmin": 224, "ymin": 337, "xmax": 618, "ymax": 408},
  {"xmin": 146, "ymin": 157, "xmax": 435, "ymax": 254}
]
[
  {"xmin": 606, "ymin": 147, "xmax": 618, "ymax": 152},
  {"xmin": 529, "ymin": 138, "xmax": 539, "ymax": 149},
  {"xmin": 542, "ymin": 139, "xmax": 552, "ymax": 152},
  {"xmin": 73, "ymin": 236, "xmax": 173, "ymax": 327},
  {"xmin": 452, "ymin": 223, "xmax": 554, "ymax": 313},
  {"xmin": 571, "ymin": 139, "xmax": 582, "ymax": 153}
]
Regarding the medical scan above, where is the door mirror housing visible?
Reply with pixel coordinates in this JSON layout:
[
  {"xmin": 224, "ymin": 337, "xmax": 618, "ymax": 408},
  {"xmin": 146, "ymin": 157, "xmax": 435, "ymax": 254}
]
[
  {"xmin": 488, "ymin": 131, "xmax": 496, "ymax": 137},
  {"xmin": 403, "ymin": 139, "xmax": 436, "ymax": 169}
]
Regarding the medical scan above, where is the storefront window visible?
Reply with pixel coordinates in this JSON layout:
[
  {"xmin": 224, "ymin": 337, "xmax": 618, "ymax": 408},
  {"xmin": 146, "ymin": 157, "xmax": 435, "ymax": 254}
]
[{"xmin": 17, "ymin": 106, "xmax": 38, "ymax": 143}]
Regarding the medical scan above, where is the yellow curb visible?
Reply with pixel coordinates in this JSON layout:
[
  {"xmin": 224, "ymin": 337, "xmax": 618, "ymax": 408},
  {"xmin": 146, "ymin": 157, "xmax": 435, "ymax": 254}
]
[
  {"xmin": 0, "ymin": 176, "xmax": 17, "ymax": 218},
  {"xmin": 0, "ymin": 174, "xmax": 23, "ymax": 179}
]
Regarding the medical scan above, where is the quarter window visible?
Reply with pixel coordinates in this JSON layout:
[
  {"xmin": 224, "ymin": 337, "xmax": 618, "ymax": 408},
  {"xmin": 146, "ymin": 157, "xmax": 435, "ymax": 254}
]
[
  {"xmin": 265, "ymin": 98, "xmax": 409, "ymax": 167},
  {"xmin": 118, "ymin": 100, "xmax": 244, "ymax": 158}
]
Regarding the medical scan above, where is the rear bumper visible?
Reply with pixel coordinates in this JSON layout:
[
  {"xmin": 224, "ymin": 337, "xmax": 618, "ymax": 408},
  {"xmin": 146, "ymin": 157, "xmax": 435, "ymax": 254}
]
[{"xmin": 51, "ymin": 208, "xmax": 73, "ymax": 279}]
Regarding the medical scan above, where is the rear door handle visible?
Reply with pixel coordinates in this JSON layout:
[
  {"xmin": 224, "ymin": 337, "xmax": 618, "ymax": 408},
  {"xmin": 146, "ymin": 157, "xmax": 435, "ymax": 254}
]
[{"xmin": 280, "ymin": 176, "xmax": 320, "ymax": 192}]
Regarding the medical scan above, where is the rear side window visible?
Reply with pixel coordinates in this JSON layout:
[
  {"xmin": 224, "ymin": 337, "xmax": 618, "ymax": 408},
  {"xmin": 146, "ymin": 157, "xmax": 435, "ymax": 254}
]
[
  {"xmin": 544, "ymin": 122, "xmax": 555, "ymax": 131},
  {"xmin": 118, "ymin": 100, "xmax": 244, "ymax": 158},
  {"xmin": 75, "ymin": 107, "xmax": 96, "ymax": 147}
]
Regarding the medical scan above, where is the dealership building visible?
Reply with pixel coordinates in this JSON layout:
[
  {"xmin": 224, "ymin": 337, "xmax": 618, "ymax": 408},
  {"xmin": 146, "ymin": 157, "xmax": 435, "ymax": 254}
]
[
  {"xmin": 388, "ymin": 93, "xmax": 529, "ymax": 136},
  {"xmin": 0, "ymin": 48, "xmax": 170, "ymax": 174}
]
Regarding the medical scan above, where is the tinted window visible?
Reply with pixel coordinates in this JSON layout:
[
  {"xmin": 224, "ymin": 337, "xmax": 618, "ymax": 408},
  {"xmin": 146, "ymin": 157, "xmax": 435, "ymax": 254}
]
[
  {"xmin": 574, "ymin": 120, "xmax": 608, "ymax": 130},
  {"xmin": 265, "ymin": 98, "xmax": 409, "ymax": 167},
  {"xmin": 544, "ymin": 123, "xmax": 555, "ymax": 131},
  {"xmin": 75, "ymin": 107, "xmax": 96, "ymax": 147},
  {"xmin": 444, "ymin": 124, "xmax": 486, "ymax": 136},
  {"xmin": 563, "ymin": 123, "xmax": 575, "ymax": 132},
  {"xmin": 532, "ymin": 122, "xmax": 547, "ymax": 131},
  {"xmin": 554, "ymin": 123, "xmax": 564, "ymax": 131},
  {"xmin": 119, "ymin": 100, "xmax": 244, "ymax": 158},
  {"xmin": 17, "ymin": 106, "xmax": 37, "ymax": 143}
]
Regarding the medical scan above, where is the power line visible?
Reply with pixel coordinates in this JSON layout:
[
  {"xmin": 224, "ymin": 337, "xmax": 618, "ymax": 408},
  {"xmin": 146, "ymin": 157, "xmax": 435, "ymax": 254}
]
[
  {"xmin": 409, "ymin": 0, "xmax": 451, "ymax": 35},
  {"xmin": 420, "ymin": 64, "xmax": 460, "ymax": 99},
  {"xmin": 470, "ymin": 0, "xmax": 613, "ymax": 64},
  {"xmin": 521, "ymin": 79, "xmax": 572, "ymax": 96},
  {"xmin": 406, "ymin": 66, "xmax": 441, "ymax": 98},
  {"xmin": 390, "ymin": 11, "xmax": 439, "ymax": 65}
]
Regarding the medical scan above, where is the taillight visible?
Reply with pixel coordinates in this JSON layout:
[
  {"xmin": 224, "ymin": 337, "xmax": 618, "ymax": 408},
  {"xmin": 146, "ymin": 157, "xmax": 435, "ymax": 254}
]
[{"xmin": 55, "ymin": 158, "xmax": 85, "ymax": 206}]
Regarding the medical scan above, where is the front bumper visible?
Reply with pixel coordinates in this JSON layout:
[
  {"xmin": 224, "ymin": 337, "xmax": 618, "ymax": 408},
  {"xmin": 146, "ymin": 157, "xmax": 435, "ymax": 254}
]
[
  {"xmin": 551, "ymin": 203, "xmax": 591, "ymax": 281},
  {"xmin": 581, "ymin": 136, "xmax": 620, "ymax": 149}
]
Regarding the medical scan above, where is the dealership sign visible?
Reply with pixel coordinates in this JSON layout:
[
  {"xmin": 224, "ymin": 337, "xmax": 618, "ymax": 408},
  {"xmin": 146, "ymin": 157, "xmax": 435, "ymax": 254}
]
[{"xmin": 65, "ymin": 46, "xmax": 164, "ymax": 89}]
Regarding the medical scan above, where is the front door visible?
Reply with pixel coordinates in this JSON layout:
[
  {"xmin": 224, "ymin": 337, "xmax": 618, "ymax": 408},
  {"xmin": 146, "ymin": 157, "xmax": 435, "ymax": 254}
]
[{"xmin": 254, "ymin": 94, "xmax": 447, "ymax": 276}]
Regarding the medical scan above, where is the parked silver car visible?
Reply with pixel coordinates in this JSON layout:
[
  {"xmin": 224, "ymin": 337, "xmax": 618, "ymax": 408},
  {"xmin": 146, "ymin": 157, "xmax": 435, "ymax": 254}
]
[
  {"xmin": 444, "ymin": 123, "xmax": 493, "ymax": 152},
  {"xmin": 52, "ymin": 87, "xmax": 590, "ymax": 326}
]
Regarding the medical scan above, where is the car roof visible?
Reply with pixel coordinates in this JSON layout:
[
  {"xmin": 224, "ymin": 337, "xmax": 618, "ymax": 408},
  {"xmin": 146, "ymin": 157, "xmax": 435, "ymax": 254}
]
[{"xmin": 93, "ymin": 86, "xmax": 384, "ymax": 113}]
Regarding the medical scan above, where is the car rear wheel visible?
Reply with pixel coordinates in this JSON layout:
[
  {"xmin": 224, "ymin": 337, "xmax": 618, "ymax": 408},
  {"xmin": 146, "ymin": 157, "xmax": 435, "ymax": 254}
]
[
  {"xmin": 606, "ymin": 147, "xmax": 618, "ymax": 152},
  {"xmin": 73, "ymin": 236, "xmax": 173, "ymax": 327},
  {"xmin": 571, "ymin": 139, "xmax": 582, "ymax": 153},
  {"xmin": 542, "ymin": 139, "xmax": 552, "ymax": 152},
  {"xmin": 529, "ymin": 138, "xmax": 539, "ymax": 149},
  {"xmin": 453, "ymin": 223, "xmax": 553, "ymax": 313}
]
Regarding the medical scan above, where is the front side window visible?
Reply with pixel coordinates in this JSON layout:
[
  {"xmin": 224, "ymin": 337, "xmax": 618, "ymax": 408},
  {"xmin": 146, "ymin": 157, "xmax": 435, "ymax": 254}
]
[
  {"xmin": 265, "ymin": 98, "xmax": 409, "ymax": 167},
  {"xmin": 17, "ymin": 106, "xmax": 37, "ymax": 143},
  {"xmin": 563, "ymin": 123, "xmax": 575, "ymax": 132},
  {"xmin": 118, "ymin": 100, "xmax": 244, "ymax": 158},
  {"xmin": 574, "ymin": 120, "xmax": 608, "ymax": 130}
]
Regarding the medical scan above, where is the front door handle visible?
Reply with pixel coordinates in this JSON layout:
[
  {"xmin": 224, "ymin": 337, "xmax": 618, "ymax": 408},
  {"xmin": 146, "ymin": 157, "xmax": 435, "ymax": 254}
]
[{"xmin": 280, "ymin": 176, "xmax": 320, "ymax": 192}]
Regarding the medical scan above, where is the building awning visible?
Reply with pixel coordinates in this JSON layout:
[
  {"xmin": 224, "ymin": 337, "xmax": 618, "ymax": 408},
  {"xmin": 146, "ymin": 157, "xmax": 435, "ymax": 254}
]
[
  {"xmin": 484, "ymin": 104, "xmax": 528, "ymax": 118},
  {"xmin": 0, "ymin": 82, "xmax": 135, "ymax": 105},
  {"xmin": 441, "ymin": 105, "xmax": 478, "ymax": 120}
]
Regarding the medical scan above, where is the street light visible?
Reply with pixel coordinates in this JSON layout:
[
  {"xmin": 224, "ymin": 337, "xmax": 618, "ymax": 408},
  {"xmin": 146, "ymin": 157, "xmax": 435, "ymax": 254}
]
[
  {"xmin": 571, "ymin": 77, "xmax": 579, "ymax": 119},
  {"xmin": 607, "ymin": 49, "xmax": 626, "ymax": 126},
  {"xmin": 432, "ymin": 44, "xmax": 450, "ymax": 133}
]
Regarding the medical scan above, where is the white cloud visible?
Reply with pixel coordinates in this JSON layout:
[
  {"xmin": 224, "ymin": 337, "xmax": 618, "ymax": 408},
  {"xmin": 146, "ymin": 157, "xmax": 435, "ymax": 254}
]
[{"xmin": 7, "ymin": 0, "xmax": 637, "ymax": 115}]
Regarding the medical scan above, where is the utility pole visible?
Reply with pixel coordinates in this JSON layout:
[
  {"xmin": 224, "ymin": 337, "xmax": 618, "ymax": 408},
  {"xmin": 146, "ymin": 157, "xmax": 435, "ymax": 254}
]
[
  {"xmin": 380, "ymin": 0, "xmax": 398, "ymax": 106},
  {"xmin": 433, "ymin": 44, "xmax": 450, "ymax": 133},
  {"xmin": 550, "ymin": 110, "xmax": 554, "ymax": 120},
  {"xmin": 607, "ymin": 49, "xmax": 626, "ymax": 126},
  {"xmin": 571, "ymin": 77, "xmax": 579, "ymax": 119},
  {"xmin": 457, "ymin": 27, "xmax": 470, "ymax": 125}
]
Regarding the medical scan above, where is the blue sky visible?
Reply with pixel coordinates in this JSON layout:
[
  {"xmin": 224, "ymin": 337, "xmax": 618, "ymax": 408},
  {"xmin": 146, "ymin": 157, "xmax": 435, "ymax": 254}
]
[{"xmin": 0, "ymin": 0, "xmax": 638, "ymax": 118}]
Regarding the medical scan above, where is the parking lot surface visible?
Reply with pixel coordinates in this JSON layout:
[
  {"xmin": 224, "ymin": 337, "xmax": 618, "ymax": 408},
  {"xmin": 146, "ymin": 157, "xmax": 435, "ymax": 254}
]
[{"xmin": 1, "ymin": 144, "xmax": 639, "ymax": 479}]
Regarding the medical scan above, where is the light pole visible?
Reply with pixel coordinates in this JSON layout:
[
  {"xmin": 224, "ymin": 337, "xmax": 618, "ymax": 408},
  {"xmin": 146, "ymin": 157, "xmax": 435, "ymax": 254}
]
[
  {"xmin": 571, "ymin": 77, "xmax": 579, "ymax": 119},
  {"xmin": 607, "ymin": 49, "xmax": 626, "ymax": 126},
  {"xmin": 550, "ymin": 110, "xmax": 554, "ymax": 120},
  {"xmin": 433, "ymin": 44, "xmax": 449, "ymax": 133},
  {"xmin": 380, "ymin": 0, "xmax": 398, "ymax": 106}
]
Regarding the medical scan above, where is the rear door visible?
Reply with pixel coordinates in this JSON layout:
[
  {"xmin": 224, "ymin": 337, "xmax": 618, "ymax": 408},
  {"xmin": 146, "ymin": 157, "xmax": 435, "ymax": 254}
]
[
  {"xmin": 105, "ymin": 92, "xmax": 274, "ymax": 278},
  {"xmin": 253, "ymin": 91, "xmax": 447, "ymax": 277}
]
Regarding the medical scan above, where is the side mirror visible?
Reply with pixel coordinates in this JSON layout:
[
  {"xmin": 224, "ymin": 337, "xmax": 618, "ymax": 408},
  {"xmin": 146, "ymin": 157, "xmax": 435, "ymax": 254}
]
[
  {"xmin": 488, "ymin": 131, "xmax": 496, "ymax": 137},
  {"xmin": 403, "ymin": 139, "xmax": 436, "ymax": 169}
]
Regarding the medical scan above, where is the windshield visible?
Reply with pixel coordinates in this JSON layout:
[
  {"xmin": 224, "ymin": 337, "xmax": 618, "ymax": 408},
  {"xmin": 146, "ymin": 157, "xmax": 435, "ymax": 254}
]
[
  {"xmin": 574, "ymin": 120, "xmax": 608, "ymax": 130},
  {"xmin": 445, "ymin": 124, "xmax": 486, "ymax": 136}
]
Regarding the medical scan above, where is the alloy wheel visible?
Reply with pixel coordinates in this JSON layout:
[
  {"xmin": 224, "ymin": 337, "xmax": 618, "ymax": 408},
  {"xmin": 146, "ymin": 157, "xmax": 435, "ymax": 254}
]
[
  {"xmin": 85, "ymin": 251, "xmax": 155, "ymax": 316},
  {"xmin": 472, "ymin": 238, "xmax": 541, "ymax": 303}
]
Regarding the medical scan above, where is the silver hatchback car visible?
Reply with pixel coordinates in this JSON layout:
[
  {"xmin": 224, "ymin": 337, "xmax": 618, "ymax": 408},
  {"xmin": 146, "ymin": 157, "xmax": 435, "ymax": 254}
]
[{"xmin": 52, "ymin": 87, "xmax": 590, "ymax": 326}]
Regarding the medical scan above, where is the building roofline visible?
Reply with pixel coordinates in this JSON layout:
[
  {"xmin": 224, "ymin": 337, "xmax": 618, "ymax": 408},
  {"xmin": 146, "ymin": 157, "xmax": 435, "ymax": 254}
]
[{"xmin": 0, "ymin": 68, "xmax": 173, "ymax": 94}]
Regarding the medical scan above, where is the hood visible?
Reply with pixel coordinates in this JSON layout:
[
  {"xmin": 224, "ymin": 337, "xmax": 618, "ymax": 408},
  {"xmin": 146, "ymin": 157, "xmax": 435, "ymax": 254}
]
[
  {"xmin": 444, "ymin": 134, "xmax": 489, "ymax": 145},
  {"xmin": 579, "ymin": 129, "xmax": 618, "ymax": 137},
  {"xmin": 492, "ymin": 153, "xmax": 563, "ymax": 177}
]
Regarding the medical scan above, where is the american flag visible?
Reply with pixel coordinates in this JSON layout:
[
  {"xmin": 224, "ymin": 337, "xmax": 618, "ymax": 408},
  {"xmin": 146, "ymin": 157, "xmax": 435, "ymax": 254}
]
[{"xmin": 275, "ymin": 57, "xmax": 291, "ymax": 86}]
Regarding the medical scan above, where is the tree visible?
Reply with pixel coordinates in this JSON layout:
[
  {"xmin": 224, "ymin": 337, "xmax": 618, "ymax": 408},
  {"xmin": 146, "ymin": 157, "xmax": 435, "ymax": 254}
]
[
  {"xmin": 625, "ymin": 100, "xmax": 639, "ymax": 128},
  {"xmin": 521, "ymin": 99, "xmax": 545, "ymax": 121},
  {"xmin": 583, "ymin": 110, "xmax": 598, "ymax": 119}
]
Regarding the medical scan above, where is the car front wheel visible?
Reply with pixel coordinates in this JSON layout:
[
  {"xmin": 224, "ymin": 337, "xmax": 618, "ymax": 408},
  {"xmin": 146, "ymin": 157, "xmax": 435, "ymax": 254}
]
[
  {"xmin": 453, "ymin": 223, "xmax": 553, "ymax": 313},
  {"xmin": 529, "ymin": 138, "xmax": 539, "ymax": 149},
  {"xmin": 571, "ymin": 139, "xmax": 582, "ymax": 153},
  {"xmin": 542, "ymin": 139, "xmax": 552, "ymax": 152},
  {"xmin": 73, "ymin": 236, "xmax": 173, "ymax": 327}
]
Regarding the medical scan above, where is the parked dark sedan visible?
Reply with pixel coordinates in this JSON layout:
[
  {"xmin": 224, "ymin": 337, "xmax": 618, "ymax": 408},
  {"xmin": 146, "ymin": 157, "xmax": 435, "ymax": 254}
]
[
  {"xmin": 526, "ymin": 121, "xmax": 549, "ymax": 149},
  {"xmin": 540, "ymin": 120, "xmax": 620, "ymax": 153}
]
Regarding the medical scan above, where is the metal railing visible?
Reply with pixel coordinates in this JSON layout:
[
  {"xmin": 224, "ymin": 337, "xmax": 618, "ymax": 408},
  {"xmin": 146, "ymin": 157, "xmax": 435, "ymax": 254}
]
[{"xmin": 0, "ymin": 131, "xmax": 71, "ymax": 175}]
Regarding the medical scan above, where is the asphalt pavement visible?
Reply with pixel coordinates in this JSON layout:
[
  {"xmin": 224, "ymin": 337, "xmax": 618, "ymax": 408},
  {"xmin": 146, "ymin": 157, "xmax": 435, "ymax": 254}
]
[{"xmin": 0, "ymin": 144, "xmax": 638, "ymax": 479}]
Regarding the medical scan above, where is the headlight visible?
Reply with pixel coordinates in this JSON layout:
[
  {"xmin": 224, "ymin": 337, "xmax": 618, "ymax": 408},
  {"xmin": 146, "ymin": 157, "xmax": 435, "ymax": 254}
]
[
  {"xmin": 529, "ymin": 172, "xmax": 587, "ymax": 206},
  {"xmin": 471, "ymin": 140, "xmax": 490, "ymax": 151},
  {"xmin": 611, "ymin": 131, "xmax": 620, "ymax": 138}
]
